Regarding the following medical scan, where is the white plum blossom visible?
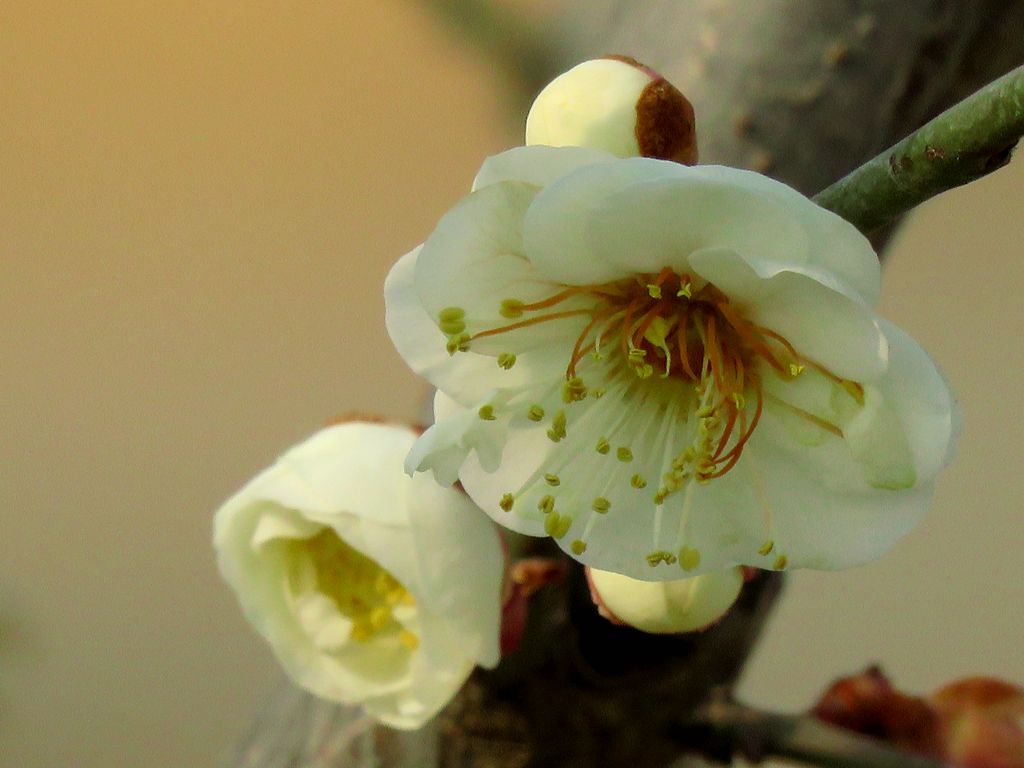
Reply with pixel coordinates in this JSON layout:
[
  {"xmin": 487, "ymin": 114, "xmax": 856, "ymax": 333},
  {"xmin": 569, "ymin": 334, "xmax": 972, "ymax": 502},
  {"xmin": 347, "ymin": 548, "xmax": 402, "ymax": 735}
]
[
  {"xmin": 213, "ymin": 421, "xmax": 503, "ymax": 729},
  {"xmin": 384, "ymin": 145, "xmax": 958, "ymax": 581},
  {"xmin": 588, "ymin": 566, "xmax": 744, "ymax": 634}
]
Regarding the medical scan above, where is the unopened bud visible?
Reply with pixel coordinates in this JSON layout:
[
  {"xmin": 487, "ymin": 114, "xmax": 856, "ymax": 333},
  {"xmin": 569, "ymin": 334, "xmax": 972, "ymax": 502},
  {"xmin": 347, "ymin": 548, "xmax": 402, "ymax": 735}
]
[
  {"xmin": 526, "ymin": 56, "xmax": 698, "ymax": 164},
  {"xmin": 586, "ymin": 565, "xmax": 742, "ymax": 634}
]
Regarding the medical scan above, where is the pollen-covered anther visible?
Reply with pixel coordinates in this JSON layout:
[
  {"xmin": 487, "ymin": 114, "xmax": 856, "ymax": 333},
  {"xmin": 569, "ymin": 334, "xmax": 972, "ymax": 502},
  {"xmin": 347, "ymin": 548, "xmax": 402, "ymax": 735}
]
[
  {"xmin": 679, "ymin": 546, "xmax": 701, "ymax": 571},
  {"xmin": 478, "ymin": 404, "xmax": 496, "ymax": 421},
  {"xmin": 497, "ymin": 352, "xmax": 517, "ymax": 369},
  {"xmin": 546, "ymin": 410, "xmax": 567, "ymax": 442},
  {"xmin": 630, "ymin": 474, "xmax": 647, "ymax": 489},
  {"xmin": 616, "ymin": 446, "xmax": 633, "ymax": 462},
  {"xmin": 544, "ymin": 473, "xmax": 561, "ymax": 487},
  {"xmin": 538, "ymin": 494, "xmax": 555, "ymax": 514},
  {"xmin": 500, "ymin": 298, "xmax": 525, "ymax": 319},
  {"xmin": 445, "ymin": 332, "xmax": 470, "ymax": 355},
  {"xmin": 499, "ymin": 493, "xmax": 515, "ymax": 512},
  {"xmin": 592, "ymin": 497, "xmax": 611, "ymax": 514},
  {"xmin": 544, "ymin": 512, "xmax": 572, "ymax": 538},
  {"xmin": 527, "ymin": 404, "xmax": 545, "ymax": 422},
  {"xmin": 596, "ymin": 437, "xmax": 611, "ymax": 454},
  {"xmin": 773, "ymin": 554, "xmax": 789, "ymax": 570},
  {"xmin": 757, "ymin": 539, "xmax": 775, "ymax": 556},
  {"xmin": 571, "ymin": 539, "xmax": 587, "ymax": 555},
  {"xmin": 562, "ymin": 376, "xmax": 588, "ymax": 403},
  {"xmin": 646, "ymin": 550, "xmax": 677, "ymax": 567}
]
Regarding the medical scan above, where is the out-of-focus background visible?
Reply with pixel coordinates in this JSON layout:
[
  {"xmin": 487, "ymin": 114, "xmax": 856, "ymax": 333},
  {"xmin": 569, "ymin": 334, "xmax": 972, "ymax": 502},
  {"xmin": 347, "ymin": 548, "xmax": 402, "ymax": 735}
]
[{"xmin": 2, "ymin": 3, "xmax": 1022, "ymax": 767}]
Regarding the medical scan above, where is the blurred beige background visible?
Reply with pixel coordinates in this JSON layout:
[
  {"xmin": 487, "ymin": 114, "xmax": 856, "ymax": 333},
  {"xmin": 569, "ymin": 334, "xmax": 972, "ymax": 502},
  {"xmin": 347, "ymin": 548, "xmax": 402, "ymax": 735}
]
[{"xmin": 1, "ymin": 3, "xmax": 1022, "ymax": 767}]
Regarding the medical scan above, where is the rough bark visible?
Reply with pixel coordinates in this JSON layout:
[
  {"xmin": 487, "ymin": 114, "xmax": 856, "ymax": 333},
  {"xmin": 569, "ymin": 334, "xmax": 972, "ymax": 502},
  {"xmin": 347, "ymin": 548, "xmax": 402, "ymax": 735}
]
[{"xmin": 224, "ymin": 2, "xmax": 1024, "ymax": 766}]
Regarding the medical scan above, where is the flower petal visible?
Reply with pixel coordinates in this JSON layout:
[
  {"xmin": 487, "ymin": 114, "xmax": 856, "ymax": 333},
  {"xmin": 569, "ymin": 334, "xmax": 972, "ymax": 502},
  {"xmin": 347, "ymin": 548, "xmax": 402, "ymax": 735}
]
[
  {"xmin": 414, "ymin": 179, "xmax": 594, "ymax": 356},
  {"xmin": 693, "ymin": 165, "xmax": 881, "ymax": 305},
  {"xmin": 385, "ymin": 246, "xmax": 509, "ymax": 404},
  {"xmin": 585, "ymin": 171, "xmax": 809, "ymax": 277},
  {"xmin": 689, "ymin": 247, "xmax": 888, "ymax": 381},
  {"xmin": 472, "ymin": 144, "xmax": 615, "ymax": 191},
  {"xmin": 522, "ymin": 157, "xmax": 689, "ymax": 284}
]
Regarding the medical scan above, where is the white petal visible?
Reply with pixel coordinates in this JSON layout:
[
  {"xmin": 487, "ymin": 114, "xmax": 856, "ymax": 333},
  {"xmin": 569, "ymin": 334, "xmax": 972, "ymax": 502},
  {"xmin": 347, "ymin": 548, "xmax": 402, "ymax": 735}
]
[
  {"xmin": 384, "ymin": 246, "xmax": 508, "ymax": 403},
  {"xmin": 472, "ymin": 145, "xmax": 615, "ymax": 191},
  {"xmin": 847, "ymin": 319, "xmax": 959, "ymax": 485},
  {"xmin": 522, "ymin": 157, "xmax": 689, "ymax": 284},
  {"xmin": 689, "ymin": 247, "xmax": 888, "ymax": 381},
  {"xmin": 405, "ymin": 470, "xmax": 504, "ymax": 668},
  {"xmin": 405, "ymin": 392, "xmax": 509, "ymax": 485},
  {"xmin": 693, "ymin": 165, "xmax": 881, "ymax": 305},
  {"xmin": 585, "ymin": 172, "xmax": 809, "ymax": 277},
  {"xmin": 414, "ymin": 180, "xmax": 593, "ymax": 356},
  {"xmin": 737, "ymin": 430, "xmax": 935, "ymax": 571}
]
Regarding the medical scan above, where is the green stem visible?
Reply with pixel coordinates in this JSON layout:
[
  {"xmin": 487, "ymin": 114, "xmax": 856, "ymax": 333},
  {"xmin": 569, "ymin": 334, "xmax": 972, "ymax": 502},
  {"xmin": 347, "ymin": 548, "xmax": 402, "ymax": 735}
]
[
  {"xmin": 677, "ymin": 699, "xmax": 950, "ymax": 768},
  {"xmin": 813, "ymin": 64, "xmax": 1024, "ymax": 233}
]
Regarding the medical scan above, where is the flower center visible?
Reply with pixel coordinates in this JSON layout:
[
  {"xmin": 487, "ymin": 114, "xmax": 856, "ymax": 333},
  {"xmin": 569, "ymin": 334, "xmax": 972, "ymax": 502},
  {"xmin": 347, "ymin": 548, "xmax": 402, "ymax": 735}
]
[
  {"xmin": 456, "ymin": 268, "xmax": 858, "ymax": 485},
  {"xmin": 295, "ymin": 528, "xmax": 419, "ymax": 649}
]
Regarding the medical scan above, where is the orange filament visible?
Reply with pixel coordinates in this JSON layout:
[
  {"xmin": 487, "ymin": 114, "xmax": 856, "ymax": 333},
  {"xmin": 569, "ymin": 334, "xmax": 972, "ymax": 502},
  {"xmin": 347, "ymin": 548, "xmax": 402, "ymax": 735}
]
[{"xmin": 466, "ymin": 268, "xmax": 856, "ymax": 485}]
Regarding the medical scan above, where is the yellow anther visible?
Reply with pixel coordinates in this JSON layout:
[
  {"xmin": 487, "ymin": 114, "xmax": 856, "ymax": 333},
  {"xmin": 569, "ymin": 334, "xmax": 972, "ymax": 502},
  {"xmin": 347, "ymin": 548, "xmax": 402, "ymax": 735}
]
[
  {"xmin": 497, "ymin": 352, "xmax": 517, "ymax": 370},
  {"xmin": 527, "ymin": 404, "xmax": 545, "ymax": 422},
  {"xmin": 596, "ymin": 437, "xmax": 610, "ymax": 455},
  {"xmin": 676, "ymin": 282, "xmax": 693, "ymax": 299},
  {"xmin": 616, "ymin": 446, "xmax": 633, "ymax": 462},
  {"xmin": 544, "ymin": 512, "xmax": 572, "ymax": 539},
  {"xmin": 591, "ymin": 497, "xmax": 611, "ymax": 514},
  {"xmin": 537, "ymin": 494, "xmax": 555, "ymax": 514},
  {"xmin": 732, "ymin": 392, "xmax": 746, "ymax": 410},
  {"xmin": 635, "ymin": 363, "xmax": 654, "ymax": 379},
  {"xmin": 544, "ymin": 473, "xmax": 560, "ymax": 487},
  {"xmin": 653, "ymin": 488, "xmax": 668, "ymax": 504},
  {"xmin": 789, "ymin": 362, "xmax": 805, "ymax": 377},
  {"xmin": 445, "ymin": 333, "xmax": 470, "ymax": 355},
  {"xmin": 696, "ymin": 404, "xmax": 715, "ymax": 418},
  {"xmin": 499, "ymin": 493, "xmax": 514, "ymax": 512},
  {"xmin": 628, "ymin": 347, "xmax": 647, "ymax": 361},
  {"xmin": 758, "ymin": 539, "xmax": 775, "ymax": 556},
  {"xmin": 439, "ymin": 318, "xmax": 466, "ymax": 335},
  {"xmin": 679, "ymin": 546, "xmax": 701, "ymax": 571},
  {"xmin": 646, "ymin": 284, "xmax": 662, "ymax": 299},
  {"xmin": 571, "ymin": 539, "xmax": 587, "ymax": 555},
  {"xmin": 500, "ymin": 298, "xmax": 525, "ymax": 318},
  {"xmin": 546, "ymin": 410, "xmax": 567, "ymax": 442},
  {"xmin": 645, "ymin": 550, "xmax": 678, "ymax": 567},
  {"xmin": 399, "ymin": 629, "xmax": 420, "ymax": 650},
  {"xmin": 773, "ymin": 554, "xmax": 788, "ymax": 570},
  {"xmin": 630, "ymin": 474, "xmax": 647, "ymax": 489},
  {"xmin": 438, "ymin": 306, "xmax": 465, "ymax": 323},
  {"xmin": 478, "ymin": 404, "xmax": 496, "ymax": 421},
  {"xmin": 562, "ymin": 376, "xmax": 588, "ymax": 403}
]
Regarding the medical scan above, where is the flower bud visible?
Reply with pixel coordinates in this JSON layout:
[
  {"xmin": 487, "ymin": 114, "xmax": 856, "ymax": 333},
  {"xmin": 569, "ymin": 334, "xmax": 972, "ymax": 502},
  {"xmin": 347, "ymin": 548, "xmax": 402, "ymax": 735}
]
[
  {"xmin": 526, "ymin": 56, "xmax": 697, "ymax": 163},
  {"xmin": 586, "ymin": 566, "xmax": 743, "ymax": 634}
]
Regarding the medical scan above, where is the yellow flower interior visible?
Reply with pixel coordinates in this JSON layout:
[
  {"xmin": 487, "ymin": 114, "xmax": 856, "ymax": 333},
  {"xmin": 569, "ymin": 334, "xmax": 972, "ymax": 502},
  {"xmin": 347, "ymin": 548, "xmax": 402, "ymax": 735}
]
[{"xmin": 295, "ymin": 528, "xmax": 419, "ymax": 649}]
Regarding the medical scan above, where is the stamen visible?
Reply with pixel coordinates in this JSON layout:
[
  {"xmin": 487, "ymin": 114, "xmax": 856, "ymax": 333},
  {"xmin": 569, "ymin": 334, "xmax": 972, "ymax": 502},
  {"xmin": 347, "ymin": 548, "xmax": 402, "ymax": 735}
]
[
  {"xmin": 497, "ymin": 352, "xmax": 517, "ymax": 369},
  {"xmin": 478, "ymin": 404, "xmax": 496, "ymax": 421},
  {"xmin": 499, "ymin": 493, "xmax": 514, "ymax": 512},
  {"xmin": 678, "ymin": 546, "xmax": 701, "ymax": 572},
  {"xmin": 763, "ymin": 392, "xmax": 843, "ymax": 437},
  {"xmin": 527, "ymin": 404, "xmax": 545, "ymax": 422}
]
